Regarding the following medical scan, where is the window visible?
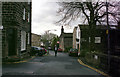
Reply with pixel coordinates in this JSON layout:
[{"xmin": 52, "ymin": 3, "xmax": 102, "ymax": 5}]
[
  {"xmin": 23, "ymin": 8, "xmax": 25, "ymax": 20},
  {"xmin": 28, "ymin": 12, "xmax": 30, "ymax": 22},
  {"xmin": 28, "ymin": 33, "xmax": 30, "ymax": 44},
  {"xmin": 28, "ymin": 0, "xmax": 30, "ymax": 4},
  {"xmin": 21, "ymin": 31, "xmax": 26, "ymax": 51},
  {"xmin": 77, "ymin": 27, "xmax": 80, "ymax": 39},
  {"xmin": 95, "ymin": 37, "xmax": 101, "ymax": 43}
]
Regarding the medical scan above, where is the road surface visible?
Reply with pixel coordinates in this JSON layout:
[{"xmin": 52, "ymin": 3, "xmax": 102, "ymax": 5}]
[{"xmin": 2, "ymin": 51, "xmax": 105, "ymax": 77}]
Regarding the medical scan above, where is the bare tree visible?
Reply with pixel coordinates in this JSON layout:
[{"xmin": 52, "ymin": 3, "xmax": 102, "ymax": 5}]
[
  {"xmin": 99, "ymin": 1, "xmax": 120, "ymax": 25},
  {"xmin": 57, "ymin": 1, "xmax": 104, "ymax": 28},
  {"xmin": 57, "ymin": 1, "xmax": 120, "ymax": 27},
  {"xmin": 56, "ymin": 1, "xmax": 120, "ymax": 51}
]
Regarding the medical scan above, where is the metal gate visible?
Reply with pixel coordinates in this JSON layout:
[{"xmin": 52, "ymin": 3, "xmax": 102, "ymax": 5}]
[{"xmin": 109, "ymin": 29, "xmax": 120, "ymax": 77}]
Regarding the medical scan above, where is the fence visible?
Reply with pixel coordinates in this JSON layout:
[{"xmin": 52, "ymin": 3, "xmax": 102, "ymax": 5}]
[{"xmin": 84, "ymin": 52, "xmax": 120, "ymax": 77}]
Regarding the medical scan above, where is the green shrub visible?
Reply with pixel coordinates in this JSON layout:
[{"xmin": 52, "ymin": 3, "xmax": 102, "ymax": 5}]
[
  {"xmin": 64, "ymin": 47, "xmax": 72, "ymax": 52},
  {"xmin": 79, "ymin": 49, "xmax": 90, "ymax": 57}
]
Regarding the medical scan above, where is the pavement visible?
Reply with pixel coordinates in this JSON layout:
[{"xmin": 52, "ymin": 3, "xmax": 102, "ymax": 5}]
[{"xmin": 2, "ymin": 50, "xmax": 108, "ymax": 77}]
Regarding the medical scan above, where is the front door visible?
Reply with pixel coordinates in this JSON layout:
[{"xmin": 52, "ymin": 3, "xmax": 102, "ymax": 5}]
[{"xmin": 7, "ymin": 28, "xmax": 17, "ymax": 56}]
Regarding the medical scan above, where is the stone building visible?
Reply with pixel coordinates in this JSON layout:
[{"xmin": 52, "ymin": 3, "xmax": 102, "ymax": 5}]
[
  {"xmin": 2, "ymin": 2, "xmax": 32, "ymax": 59},
  {"xmin": 59, "ymin": 26, "xmax": 73, "ymax": 51},
  {"xmin": 73, "ymin": 27, "xmax": 77, "ymax": 49},
  {"xmin": 79, "ymin": 24, "xmax": 120, "ymax": 77},
  {"xmin": 73, "ymin": 26, "xmax": 81, "ymax": 55},
  {"xmin": 32, "ymin": 33, "xmax": 41, "ymax": 47}
]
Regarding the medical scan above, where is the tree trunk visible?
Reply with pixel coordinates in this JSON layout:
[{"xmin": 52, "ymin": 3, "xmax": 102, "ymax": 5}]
[{"xmin": 89, "ymin": 11, "xmax": 96, "ymax": 52}]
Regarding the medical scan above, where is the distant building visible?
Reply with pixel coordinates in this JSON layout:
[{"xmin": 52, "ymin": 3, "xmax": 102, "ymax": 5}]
[
  {"xmin": 59, "ymin": 26, "xmax": 73, "ymax": 51},
  {"xmin": 73, "ymin": 27, "xmax": 77, "ymax": 49},
  {"xmin": 73, "ymin": 26, "xmax": 81, "ymax": 55},
  {"xmin": 2, "ymin": 2, "xmax": 32, "ymax": 59},
  {"xmin": 32, "ymin": 33, "xmax": 41, "ymax": 47}
]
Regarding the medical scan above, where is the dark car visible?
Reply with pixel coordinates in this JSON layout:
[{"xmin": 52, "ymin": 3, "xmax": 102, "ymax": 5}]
[
  {"xmin": 58, "ymin": 48, "xmax": 63, "ymax": 52},
  {"xmin": 68, "ymin": 48, "xmax": 78, "ymax": 56},
  {"xmin": 48, "ymin": 46, "xmax": 52, "ymax": 50},
  {"xmin": 31, "ymin": 46, "xmax": 44, "ymax": 56},
  {"xmin": 37, "ymin": 47, "xmax": 45, "ymax": 56}
]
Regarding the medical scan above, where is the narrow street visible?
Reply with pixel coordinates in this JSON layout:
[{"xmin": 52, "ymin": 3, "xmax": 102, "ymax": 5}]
[{"xmin": 2, "ymin": 51, "xmax": 105, "ymax": 77}]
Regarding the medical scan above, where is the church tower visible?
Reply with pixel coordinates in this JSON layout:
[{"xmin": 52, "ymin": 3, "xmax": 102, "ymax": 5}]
[{"xmin": 61, "ymin": 26, "xmax": 64, "ymax": 34}]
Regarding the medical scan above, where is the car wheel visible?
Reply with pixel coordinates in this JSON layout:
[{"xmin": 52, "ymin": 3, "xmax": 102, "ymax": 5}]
[{"xmin": 69, "ymin": 54, "xmax": 71, "ymax": 56}]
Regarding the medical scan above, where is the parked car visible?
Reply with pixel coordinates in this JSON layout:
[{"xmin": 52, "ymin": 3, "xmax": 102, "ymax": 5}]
[
  {"xmin": 31, "ymin": 46, "xmax": 38, "ymax": 55},
  {"xmin": 31, "ymin": 46, "xmax": 44, "ymax": 56},
  {"xmin": 48, "ymin": 46, "xmax": 52, "ymax": 50},
  {"xmin": 58, "ymin": 48, "xmax": 63, "ymax": 52},
  {"xmin": 68, "ymin": 48, "xmax": 78, "ymax": 56},
  {"xmin": 37, "ymin": 47, "xmax": 45, "ymax": 56}
]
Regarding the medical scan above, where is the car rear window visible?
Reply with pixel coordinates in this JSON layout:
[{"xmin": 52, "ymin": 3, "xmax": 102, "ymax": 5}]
[{"xmin": 70, "ymin": 49, "xmax": 78, "ymax": 52}]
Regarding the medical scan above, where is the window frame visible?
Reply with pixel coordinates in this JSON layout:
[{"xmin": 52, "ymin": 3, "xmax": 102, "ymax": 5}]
[
  {"xmin": 23, "ymin": 8, "xmax": 25, "ymax": 20},
  {"xmin": 21, "ymin": 31, "xmax": 26, "ymax": 51}
]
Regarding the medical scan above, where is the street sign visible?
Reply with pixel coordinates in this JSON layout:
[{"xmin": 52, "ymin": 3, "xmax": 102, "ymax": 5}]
[
  {"xmin": 106, "ymin": 29, "xmax": 108, "ymax": 34},
  {"xmin": 57, "ymin": 41, "xmax": 59, "ymax": 43}
]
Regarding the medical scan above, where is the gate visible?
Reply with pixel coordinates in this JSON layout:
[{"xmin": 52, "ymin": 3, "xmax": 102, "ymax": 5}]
[{"xmin": 109, "ymin": 29, "xmax": 120, "ymax": 77}]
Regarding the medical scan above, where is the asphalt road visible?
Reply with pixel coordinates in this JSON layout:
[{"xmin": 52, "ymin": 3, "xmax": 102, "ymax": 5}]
[{"xmin": 2, "ymin": 51, "xmax": 105, "ymax": 77}]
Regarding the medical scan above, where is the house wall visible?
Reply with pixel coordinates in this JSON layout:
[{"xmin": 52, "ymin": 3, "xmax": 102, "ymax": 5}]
[
  {"xmin": 2, "ymin": 2, "xmax": 14, "ymax": 58},
  {"xmin": 59, "ymin": 33, "xmax": 64, "ymax": 51},
  {"xmin": 32, "ymin": 33, "xmax": 41, "ymax": 47},
  {"xmin": 77, "ymin": 26, "xmax": 81, "ymax": 55},
  {"xmin": 2, "ymin": 2, "xmax": 31, "ymax": 59},
  {"xmin": 80, "ymin": 26, "xmax": 107, "ymax": 53},
  {"xmin": 59, "ymin": 33, "xmax": 73, "ymax": 51},
  {"xmin": 64, "ymin": 37, "xmax": 73, "ymax": 48},
  {"xmin": 73, "ymin": 27, "xmax": 77, "ymax": 48}
]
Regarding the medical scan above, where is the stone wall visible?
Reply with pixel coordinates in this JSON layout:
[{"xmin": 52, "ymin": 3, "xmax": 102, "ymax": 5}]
[
  {"xmin": 80, "ymin": 25, "xmax": 120, "ymax": 77},
  {"xmin": 73, "ymin": 27, "xmax": 77, "ymax": 49},
  {"xmin": 84, "ymin": 52, "xmax": 120, "ymax": 77},
  {"xmin": 32, "ymin": 33, "xmax": 41, "ymax": 47},
  {"xmin": 64, "ymin": 37, "xmax": 73, "ymax": 48},
  {"xmin": 59, "ymin": 34, "xmax": 64, "ymax": 51},
  {"xmin": 59, "ymin": 33, "xmax": 73, "ymax": 51}
]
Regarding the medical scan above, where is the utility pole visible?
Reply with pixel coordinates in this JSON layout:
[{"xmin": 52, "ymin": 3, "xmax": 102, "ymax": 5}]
[{"xmin": 106, "ymin": 0, "xmax": 110, "ymax": 73}]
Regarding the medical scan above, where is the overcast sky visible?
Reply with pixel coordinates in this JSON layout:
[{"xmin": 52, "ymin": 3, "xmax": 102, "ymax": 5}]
[
  {"xmin": 32, "ymin": 0, "xmax": 82, "ymax": 36},
  {"xmin": 32, "ymin": 0, "xmax": 120, "ymax": 36}
]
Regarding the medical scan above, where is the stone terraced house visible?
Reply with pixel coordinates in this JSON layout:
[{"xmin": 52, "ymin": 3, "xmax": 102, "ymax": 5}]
[
  {"xmin": 59, "ymin": 26, "xmax": 73, "ymax": 51},
  {"xmin": 1, "ymin": 2, "xmax": 32, "ymax": 60},
  {"xmin": 32, "ymin": 33, "xmax": 41, "ymax": 47}
]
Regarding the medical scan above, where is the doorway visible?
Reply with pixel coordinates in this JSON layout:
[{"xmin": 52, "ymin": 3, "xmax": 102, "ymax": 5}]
[{"xmin": 7, "ymin": 28, "xmax": 17, "ymax": 56}]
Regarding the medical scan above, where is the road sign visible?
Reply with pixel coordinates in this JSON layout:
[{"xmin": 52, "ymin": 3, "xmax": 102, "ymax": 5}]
[
  {"xmin": 57, "ymin": 41, "xmax": 59, "ymax": 43},
  {"xmin": 106, "ymin": 29, "xmax": 108, "ymax": 34}
]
